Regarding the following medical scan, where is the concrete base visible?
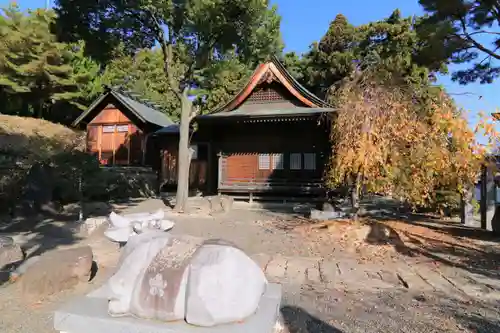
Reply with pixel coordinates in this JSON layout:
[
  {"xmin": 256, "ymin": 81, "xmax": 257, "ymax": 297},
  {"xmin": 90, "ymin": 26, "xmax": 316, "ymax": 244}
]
[{"xmin": 54, "ymin": 283, "xmax": 282, "ymax": 333}]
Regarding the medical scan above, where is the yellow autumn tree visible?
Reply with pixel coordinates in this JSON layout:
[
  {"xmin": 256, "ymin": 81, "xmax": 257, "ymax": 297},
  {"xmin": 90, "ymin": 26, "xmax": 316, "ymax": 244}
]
[{"xmin": 327, "ymin": 70, "xmax": 498, "ymax": 214}]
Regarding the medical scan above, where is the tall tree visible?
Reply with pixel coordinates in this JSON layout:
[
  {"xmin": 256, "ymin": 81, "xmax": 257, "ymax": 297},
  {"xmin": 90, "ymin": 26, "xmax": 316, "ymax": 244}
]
[
  {"xmin": 54, "ymin": 0, "xmax": 283, "ymax": 211},
  {"xmin": 54, "ymin": 0, "xmax": 157, "ymax": 65},
  {"xmin": 304, "ymin": 14, "xmax": 358, "ymax": 98},
  {"xmin": 101, "ymin": 47, "xmax": 181, "ymax": 119},
  {"xmin": 418, "ymin": 0, "xmax": 500, "ymax": 84},
  {"xmin": 0, "ymin": 5, "xmax": 100, "ymax": 122},
  {"xmin": 303, "ymin": 11, "xmax": 449, "ymax": 99},
  {"xmin": 195, "ymin": 53, "xmax": 252, "ymax": 112}
]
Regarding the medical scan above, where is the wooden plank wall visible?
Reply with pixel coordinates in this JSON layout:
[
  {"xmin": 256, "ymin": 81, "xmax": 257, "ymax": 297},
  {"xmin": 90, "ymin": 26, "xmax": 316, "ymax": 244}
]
[
  {"xmin": 159, "ymin": 143, "xmax": 208, "ymax": 192},
  {"xmin": 214, "ymin": 120, "xmax": 329, "ymax": 185},
  {"xmin": 86, "ymin": 106, "xmax": 144, "ymax": 166}
]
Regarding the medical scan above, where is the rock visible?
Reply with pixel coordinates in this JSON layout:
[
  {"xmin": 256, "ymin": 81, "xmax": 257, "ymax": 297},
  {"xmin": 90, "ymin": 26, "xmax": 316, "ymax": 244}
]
[
  {"xmin": 220, "ymin": 195, "xmax": 234, "ymax": 213},
  {"xmin": 310, "ymin": 209, "xmax": 348, "ymax": 221},
  {"xmin": 97, "ymin": 234, "xmax": 266, "ymax": 326},
  {"xmin": 21, "ymin": 246, "xmax": 93, "ymax": 297},
  {"xmin": 203, "ymin": 195, "xmax": 234, "ymax": 215},
  {"xmin": 0, "ymin": 236, "xmax": 23, "ymax": 269},
  {"xmin": 80, "ymin": 216, "xmax": 109, "ymax": 237},
  {"xmin": 185, "ymin": 240, "xmax": 268, "ymax": 327},
  {"xmin": 208, "ymin": 196, "xmax": 224, "ymax": 214}
]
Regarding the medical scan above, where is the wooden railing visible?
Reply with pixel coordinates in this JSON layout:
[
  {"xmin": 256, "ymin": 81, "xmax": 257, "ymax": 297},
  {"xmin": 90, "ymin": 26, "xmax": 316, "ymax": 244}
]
[{"xmin": 219, "ymin": 177, "xmax": 324, "ymax": 194}]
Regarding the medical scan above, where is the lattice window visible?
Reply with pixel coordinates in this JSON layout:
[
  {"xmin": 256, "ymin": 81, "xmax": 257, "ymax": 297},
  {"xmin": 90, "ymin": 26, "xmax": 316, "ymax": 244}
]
[
  {"xmin": 290, "ymin": 153, "xmax": 302, "ymax": 170},
  {"xmin": 304, "ymin": 153, "xmax": 316, "ymax": 170},
  {"xmin": 247, "ymin": 87, "xmax": 285, "ymax": 104},
  {"xmin": 272, "ymin": 153, "xmax": 284, "ymax": 170},
  {"xmin": 258, "ymin": 154, "xmax": 271, "ymax": 170}
]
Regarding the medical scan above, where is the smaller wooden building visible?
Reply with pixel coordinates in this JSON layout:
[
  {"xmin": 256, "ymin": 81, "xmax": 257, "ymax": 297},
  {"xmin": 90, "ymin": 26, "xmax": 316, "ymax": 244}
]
[{"xmin": 72, "ymin": 87, "xmax": 175, "ymax": 168}]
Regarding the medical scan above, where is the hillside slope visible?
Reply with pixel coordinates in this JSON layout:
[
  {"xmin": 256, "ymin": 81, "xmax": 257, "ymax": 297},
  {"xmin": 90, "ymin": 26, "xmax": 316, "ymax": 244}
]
[{"xmin": 0, "ymin": 115, "xmax": 85, "ymax": 162}]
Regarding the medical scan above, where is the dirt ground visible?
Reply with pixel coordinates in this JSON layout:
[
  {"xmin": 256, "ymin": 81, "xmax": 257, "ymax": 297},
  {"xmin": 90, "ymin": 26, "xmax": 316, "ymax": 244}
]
[{"xmin": 1, "ymin": 197, "xmax": 500, "ymax": 333}]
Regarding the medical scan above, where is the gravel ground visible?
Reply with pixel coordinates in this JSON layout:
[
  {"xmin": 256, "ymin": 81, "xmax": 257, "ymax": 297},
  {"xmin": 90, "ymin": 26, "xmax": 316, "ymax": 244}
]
[{"xmin": 1, "ymin": 198, "xmax": 499, "ymax": 333}]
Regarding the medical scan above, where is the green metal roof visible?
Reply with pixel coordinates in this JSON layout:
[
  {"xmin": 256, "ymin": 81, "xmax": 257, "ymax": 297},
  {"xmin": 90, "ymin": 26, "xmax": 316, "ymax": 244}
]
[{"xmin": 72, "ymin": 87, "xmax": 174, "ymax": 128}]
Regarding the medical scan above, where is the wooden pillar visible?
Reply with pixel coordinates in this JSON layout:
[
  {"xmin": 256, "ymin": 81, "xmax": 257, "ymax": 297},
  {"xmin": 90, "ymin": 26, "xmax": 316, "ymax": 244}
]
[{"xmin": 141, "ymin": 133, "xmax": 147, "ymax": 166}]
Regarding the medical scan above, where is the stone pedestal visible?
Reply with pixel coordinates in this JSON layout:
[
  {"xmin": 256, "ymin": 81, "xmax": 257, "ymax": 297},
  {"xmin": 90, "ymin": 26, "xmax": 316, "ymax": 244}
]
[
  {"xmin": 480, "ymin": 166, "xmax": 497, "ymax": 232},
  {"xmin": 54, "ymin": 283, "xmax": 282, "ymax": 333}
]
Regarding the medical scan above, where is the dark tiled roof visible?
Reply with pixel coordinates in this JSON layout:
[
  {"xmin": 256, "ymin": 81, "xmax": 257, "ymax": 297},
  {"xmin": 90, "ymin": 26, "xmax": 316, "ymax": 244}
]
[
  {"xmin": 197, "ymin": 107, "xmax": 335, "ymax": 119},
  {"xmin": 72, "ymin": 87, "xmax": 174, "ymax": 127}
]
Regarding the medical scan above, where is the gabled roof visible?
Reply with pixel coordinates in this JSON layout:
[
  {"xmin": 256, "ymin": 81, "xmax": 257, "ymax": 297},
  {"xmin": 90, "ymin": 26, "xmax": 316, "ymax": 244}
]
[
  {"xmin": 72, "ymin": 87, "xmax": 175, "ymax": 128},
  {"xmin": 208, "ymin": 55, "xmax": 333, "ymax": 115}
]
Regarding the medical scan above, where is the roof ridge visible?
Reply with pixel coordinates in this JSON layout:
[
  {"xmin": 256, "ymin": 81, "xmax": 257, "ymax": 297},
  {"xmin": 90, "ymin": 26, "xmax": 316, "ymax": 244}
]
[
  {"xmin": 110, "ymin": 86, "xmax": 166, "ymax": 114},
  {"xmin": 270, "ymin": 56, "xmax": 332, "ymax": 108}
]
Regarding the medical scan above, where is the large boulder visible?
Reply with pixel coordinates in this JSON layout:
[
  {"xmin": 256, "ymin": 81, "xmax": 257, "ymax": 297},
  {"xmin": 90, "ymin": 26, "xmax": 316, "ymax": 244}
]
[
  {"xmin": 0, "ymin": 236, "xmax": 23, "ymax": 270},
  {"xmin": 21, "ymin": 246, "xmax": 93, "ymax": 297},
  {"xmin": 100, "ymin": 233, "xmax": 267, "ymax": 326},
  {"xmin": 185, "ymin": 239, "xmax": 267, "ymax": 327}
]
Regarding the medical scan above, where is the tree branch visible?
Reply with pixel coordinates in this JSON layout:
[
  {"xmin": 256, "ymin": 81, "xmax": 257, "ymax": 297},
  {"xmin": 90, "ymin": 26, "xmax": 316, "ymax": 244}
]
[
  {"xmin": 463, "ymin": 30, "xmax": 500, "ymax": 37},
  {"xmin": 458, "ymin": 17, "xmax": 500, "ymax": 61},
  {"xmin": 145, "ymin": 8, "xmax": 182, "ymax": 102}
]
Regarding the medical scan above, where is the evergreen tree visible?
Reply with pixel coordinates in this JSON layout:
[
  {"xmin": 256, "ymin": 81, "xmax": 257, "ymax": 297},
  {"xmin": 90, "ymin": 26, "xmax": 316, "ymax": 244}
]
[
  {"xmin": 0, "ymin": 4, "xmax": 100, "ymax": 122},
  {"xmin": 302, "ymin": 11, "xmax": 450, "ymax": 100},
  {"xmin": 101, "ymin": 47, "xmax": 181, "ymax": 119},
  {"xmin": 419, "ymin": 0, "xmax": 500, "ymax": 84}
]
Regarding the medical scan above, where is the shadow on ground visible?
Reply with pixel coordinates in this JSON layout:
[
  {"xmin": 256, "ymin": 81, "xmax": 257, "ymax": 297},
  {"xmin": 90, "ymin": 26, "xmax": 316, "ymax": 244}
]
[
  {"xmin": 363, "ymin": 204, "xmax": 500, "ymax": 281},
  {"xmin": 281, "ymin": 306, "xmax": 344, "ymax": 333},
  {"xmin": 0, "ymin": 198, "xmax": 142, "ymax": 287},
  {"xmin": 456, "ymin": 313, "xmax": 500, "ymax": 333}
]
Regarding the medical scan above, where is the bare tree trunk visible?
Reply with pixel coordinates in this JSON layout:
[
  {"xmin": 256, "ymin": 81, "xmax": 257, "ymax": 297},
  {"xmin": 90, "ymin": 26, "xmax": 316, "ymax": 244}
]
[{"xmin": 174, "ymin": 92, "xmax": 193, "ymax": 212}]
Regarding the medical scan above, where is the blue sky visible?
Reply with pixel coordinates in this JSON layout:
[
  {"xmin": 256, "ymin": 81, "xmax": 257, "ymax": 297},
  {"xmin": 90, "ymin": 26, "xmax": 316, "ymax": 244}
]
[
  {"xmin": 5, "ymin": 0, "xmax": 500, "ymax": 134},
  {"xmin": 272, "ymin": 0, "xmax": 500, "ymax": 132}
]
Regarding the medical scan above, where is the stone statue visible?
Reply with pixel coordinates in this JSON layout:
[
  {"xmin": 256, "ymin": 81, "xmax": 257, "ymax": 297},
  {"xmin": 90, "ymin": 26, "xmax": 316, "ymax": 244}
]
[
  {"xmin": 104, "ymin": 210, "xmax": 175, "ymax": 243},
  {"xmin": 97, "ymin": 232, "xmax": 268, "ymax": 327}
]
